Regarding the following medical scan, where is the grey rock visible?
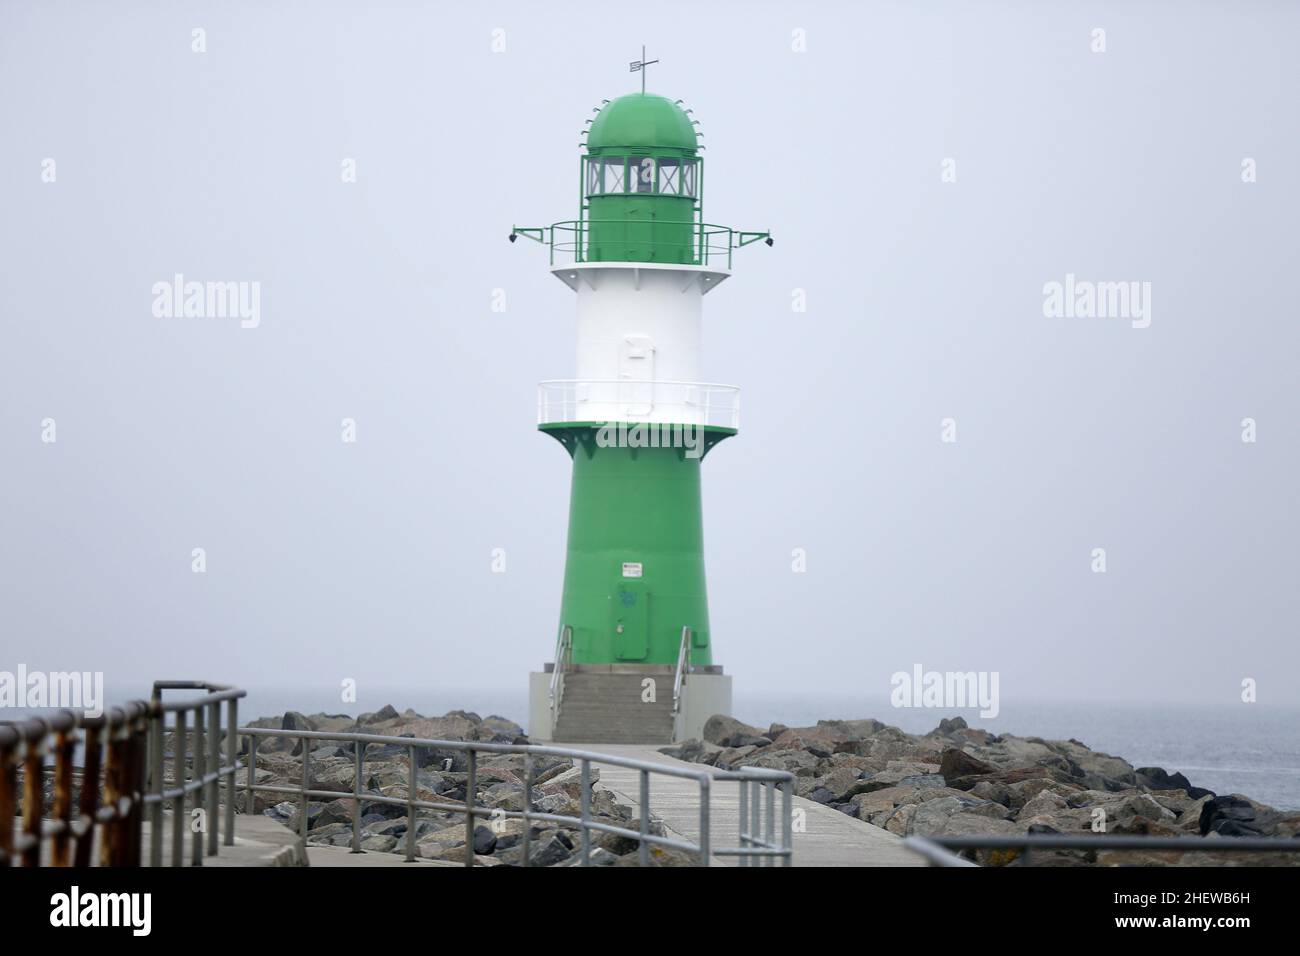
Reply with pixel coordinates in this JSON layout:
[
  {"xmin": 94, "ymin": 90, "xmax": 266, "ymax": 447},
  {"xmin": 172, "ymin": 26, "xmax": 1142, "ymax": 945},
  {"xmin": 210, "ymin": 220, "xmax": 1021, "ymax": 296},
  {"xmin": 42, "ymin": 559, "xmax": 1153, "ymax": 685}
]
[
  {"xmin": 658, "ymin": 739, "xmax": 708, "ymax": 762},
  {"xmin": 531, "ymin": 834, "xmax": 573, "ymax": 867},
  {"xmin": 1198, "ymin": 794, "xmax": 1273, "ymax": 837},
  {"xmin": 928, "ymin": 717, "xmax": 969, "ymax": 736},
  {"xmin": 1137, "ymin": 766, "xmax": 1214, "ymax": 800},
  {"xmin": 702, "ymin": 715, "xmax": 763, "ymax": 746},
  {"xmin": 360, "ymin": 704, "xmax": 400, "ymax": 724},
  {"xmin": 557, "ymin": 846, "xmax": 620, "ymax": 866},
  {"xmin": 898, "ymin": 774, "xmax": 947, "ymax": 790},
  {"xmin": 472, "ymin": 825, "xmax": 498, "ymax": 855},
  {"xmin": 264, "ymin": 801, "xmax": 296, "ymax": 826}
]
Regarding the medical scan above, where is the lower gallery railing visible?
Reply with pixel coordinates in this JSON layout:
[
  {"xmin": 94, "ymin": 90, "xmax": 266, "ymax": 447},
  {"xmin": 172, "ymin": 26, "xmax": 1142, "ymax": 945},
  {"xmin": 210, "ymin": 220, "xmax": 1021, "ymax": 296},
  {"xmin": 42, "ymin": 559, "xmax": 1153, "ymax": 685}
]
[{"xmin": 0, "ymin": 679, "xmax": 794, "ymax": 867}]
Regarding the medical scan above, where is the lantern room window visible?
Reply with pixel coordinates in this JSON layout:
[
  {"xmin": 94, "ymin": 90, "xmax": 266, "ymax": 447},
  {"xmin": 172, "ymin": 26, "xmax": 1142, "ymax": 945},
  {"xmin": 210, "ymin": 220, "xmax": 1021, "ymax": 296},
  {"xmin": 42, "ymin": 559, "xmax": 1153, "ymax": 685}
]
[
  {"xmin": 586, "ymin": 156, "xmax": 698, "ymax": 197},
  {"xmin": 600, "ymin": 157, "xmax": 626, "ymax": 194},
  {"xmin": 658, "ymin": 159, "xmax": 681, "ymax": 195},
  {"xmin": 631, "ymin": 156, "xmax": 656, "ymax": 193},
  {"xmin": 680, "ymin": 160, "xmax": 696, "ymax": 197}
]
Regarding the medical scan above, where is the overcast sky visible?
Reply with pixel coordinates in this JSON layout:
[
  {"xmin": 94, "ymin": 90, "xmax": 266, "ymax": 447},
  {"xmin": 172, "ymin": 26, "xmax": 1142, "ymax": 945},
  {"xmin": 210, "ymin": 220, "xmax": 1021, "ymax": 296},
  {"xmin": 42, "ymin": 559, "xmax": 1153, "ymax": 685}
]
[{"xmin": 2, "ymin": 1, "xmax": 1297, "ymax": 714}]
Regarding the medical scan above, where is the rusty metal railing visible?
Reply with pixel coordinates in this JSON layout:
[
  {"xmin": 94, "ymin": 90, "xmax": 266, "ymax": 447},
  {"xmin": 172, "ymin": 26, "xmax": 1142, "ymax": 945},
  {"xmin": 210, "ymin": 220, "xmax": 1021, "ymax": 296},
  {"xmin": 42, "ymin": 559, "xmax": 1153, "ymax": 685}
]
[
  {"xmin": 0, "ymin": 680, "xmax": 246, "ymax": 867},
  {"xmin": 0, "ymin": 702, "xmax": 150, "ymax": 867}
]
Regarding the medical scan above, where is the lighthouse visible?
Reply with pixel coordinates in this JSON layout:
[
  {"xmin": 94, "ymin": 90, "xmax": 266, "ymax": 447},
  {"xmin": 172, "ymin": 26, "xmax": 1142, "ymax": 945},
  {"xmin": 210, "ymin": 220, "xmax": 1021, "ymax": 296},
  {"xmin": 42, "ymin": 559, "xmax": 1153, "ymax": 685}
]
[{"xmin": 518, "ymin": 65, "xmax": 770, "ymax": 743}]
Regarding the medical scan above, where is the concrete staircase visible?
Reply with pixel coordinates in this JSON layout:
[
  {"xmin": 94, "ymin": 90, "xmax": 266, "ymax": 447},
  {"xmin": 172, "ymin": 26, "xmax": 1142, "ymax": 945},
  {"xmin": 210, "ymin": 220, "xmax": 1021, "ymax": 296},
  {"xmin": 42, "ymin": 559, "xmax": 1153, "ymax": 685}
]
[{"xmin": 552, "ymin": 670, "xmax": 675, "ymax": 744}]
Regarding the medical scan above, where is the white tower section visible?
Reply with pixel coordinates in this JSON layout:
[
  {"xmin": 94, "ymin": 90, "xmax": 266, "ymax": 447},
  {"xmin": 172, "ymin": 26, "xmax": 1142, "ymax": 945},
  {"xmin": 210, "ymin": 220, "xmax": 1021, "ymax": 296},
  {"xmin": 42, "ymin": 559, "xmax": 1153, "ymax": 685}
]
[{"xmin": 538, "ymin": 262, "xmax": 739, "ymax": 430}]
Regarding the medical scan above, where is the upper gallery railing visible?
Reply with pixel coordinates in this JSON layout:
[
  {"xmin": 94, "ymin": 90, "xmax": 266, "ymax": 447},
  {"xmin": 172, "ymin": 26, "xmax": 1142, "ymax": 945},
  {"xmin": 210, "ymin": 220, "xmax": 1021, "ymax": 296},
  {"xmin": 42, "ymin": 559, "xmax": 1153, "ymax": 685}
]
[
  {"xmin": 537, "ymin": 379, "xmax": 740, "ymax": 431},
  {"xmin": 511, "ymin": 220, "xmax": 771, "ymax": 270}
]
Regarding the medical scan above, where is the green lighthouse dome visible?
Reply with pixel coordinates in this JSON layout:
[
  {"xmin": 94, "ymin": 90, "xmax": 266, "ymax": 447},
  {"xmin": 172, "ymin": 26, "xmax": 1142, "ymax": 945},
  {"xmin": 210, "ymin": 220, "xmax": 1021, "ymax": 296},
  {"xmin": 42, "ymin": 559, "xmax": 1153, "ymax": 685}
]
[
  {"xmin": 582, "ymin": 93, "xmax": 701, "ymax": 264},
  {"xmin": 587, "ymin": 93, "xmax": 698, "ymax": 154}
]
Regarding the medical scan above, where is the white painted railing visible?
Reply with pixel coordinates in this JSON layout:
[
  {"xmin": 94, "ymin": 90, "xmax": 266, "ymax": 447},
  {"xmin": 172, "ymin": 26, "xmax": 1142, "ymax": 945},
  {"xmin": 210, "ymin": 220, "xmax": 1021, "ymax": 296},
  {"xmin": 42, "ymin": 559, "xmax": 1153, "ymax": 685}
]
[{"xmin": 537, "ymin": 380, "xmax": 740, "ymax": 430}]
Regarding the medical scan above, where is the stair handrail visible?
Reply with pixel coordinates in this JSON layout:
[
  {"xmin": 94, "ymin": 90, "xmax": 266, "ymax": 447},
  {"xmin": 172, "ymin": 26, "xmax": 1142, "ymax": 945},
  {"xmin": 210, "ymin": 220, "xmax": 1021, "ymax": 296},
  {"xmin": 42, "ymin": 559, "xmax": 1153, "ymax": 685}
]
[
  {"xmin": 672, "ymin": 626, "xmax": 692, "ymax": 730},
  {"xmin": 549, "ymin": 625, "xmax": 573, "ymax": 733}
]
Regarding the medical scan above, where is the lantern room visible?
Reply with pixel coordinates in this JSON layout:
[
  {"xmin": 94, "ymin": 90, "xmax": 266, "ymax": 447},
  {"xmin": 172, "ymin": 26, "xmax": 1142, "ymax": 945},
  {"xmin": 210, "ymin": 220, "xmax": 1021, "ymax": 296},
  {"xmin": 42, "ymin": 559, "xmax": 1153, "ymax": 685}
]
[{"xmin": 582, "ymin": 93, "xmax": 701, "ymax": 264}]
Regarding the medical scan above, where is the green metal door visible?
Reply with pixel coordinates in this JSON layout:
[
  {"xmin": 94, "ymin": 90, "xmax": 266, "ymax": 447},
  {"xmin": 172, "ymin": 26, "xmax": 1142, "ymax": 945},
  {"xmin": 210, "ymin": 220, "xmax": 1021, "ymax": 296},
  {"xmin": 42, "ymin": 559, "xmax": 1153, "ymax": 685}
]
[{"xmin": 611, "ymin": 581, "xmax": 649, "ymax": 661}]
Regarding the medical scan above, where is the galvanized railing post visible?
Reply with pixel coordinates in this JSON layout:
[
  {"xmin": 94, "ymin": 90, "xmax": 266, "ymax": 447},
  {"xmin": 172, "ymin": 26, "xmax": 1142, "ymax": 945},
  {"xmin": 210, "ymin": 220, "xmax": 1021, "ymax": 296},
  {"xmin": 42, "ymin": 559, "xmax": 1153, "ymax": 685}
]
[
  {"xmin": 782, "ymin": 778, "xmax": 792, "ymax": 867},
  {"xmin": 743, "ymin": 785, "xmax": 754, "ymax": 868},
  {"xmin": 171, "ymin": 710, "xmax": 185, "ymax": 867},
  {"xmin": 298, "ymin": 734, "xmax": 309, "ymax": 847},
  {"xmin": 579, "ymin": 759, "xmax": 591, "ymax": 865},
  {"xmin": 638, "ymin": 769, "xmax": 650, "ymax": 867},
  {"xmin": 698, "ymin": 777, "xmax": 710, "ymax": 867},
  {"xmin": 245, "ymin": 734, "xmax": 257, "ymax": 815},
  {"xmin": 405, "ymin": 745, "xmax": 416, "ymax": 862},
  {"xmin": 191, "ymin": 706, "xmax": 205, "ymax": 865},
  {"xmin": 206, "ymin": 701, "xmax": 219, "ymax": 856},
  {"xmin": 464, "ymin": 749, "xmax": 476, "ymax": 868},
  {"xmin": 522, "ymin": 754, "xmax": 533, "ymax": 867},
  {"xmin": 759, "ymin": 785, "xmax": 769, "ymax": 868},
  {"xmin": 351, "ymin": 741, "xmax": 364, "ymax": 854},
  {"xmin": 131, "ymin": 713, "xmax": 149, "ymax": 865},
  {"xmin": 224, "ymin": 698, "xmax": 237, "ymax": 847}
]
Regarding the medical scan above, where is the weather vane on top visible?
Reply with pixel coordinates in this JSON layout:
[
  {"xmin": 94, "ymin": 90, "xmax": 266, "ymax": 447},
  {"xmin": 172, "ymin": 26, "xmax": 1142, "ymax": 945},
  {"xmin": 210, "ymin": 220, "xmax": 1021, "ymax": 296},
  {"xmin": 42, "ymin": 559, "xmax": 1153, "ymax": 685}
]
[{"xmin": 629, "ymin": 45, "xmax": 659, "ymax": 94}]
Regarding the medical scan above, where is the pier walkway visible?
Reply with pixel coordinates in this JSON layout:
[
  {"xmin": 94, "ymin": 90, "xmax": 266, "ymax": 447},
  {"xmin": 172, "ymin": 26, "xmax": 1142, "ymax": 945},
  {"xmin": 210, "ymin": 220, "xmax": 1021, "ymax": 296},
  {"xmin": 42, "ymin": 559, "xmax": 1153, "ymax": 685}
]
[{"xmin": 581, "ymin": 743, "xmax": 923, "ymax": 867}]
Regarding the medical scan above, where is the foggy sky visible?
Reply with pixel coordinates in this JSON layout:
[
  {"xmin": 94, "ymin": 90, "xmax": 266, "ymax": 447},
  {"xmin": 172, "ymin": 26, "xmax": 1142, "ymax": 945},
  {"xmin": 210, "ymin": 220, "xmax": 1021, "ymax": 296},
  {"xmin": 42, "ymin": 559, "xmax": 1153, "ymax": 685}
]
[{"xmin": 2, "ymin": 0, "xmax": 1297, "ymax": 712}]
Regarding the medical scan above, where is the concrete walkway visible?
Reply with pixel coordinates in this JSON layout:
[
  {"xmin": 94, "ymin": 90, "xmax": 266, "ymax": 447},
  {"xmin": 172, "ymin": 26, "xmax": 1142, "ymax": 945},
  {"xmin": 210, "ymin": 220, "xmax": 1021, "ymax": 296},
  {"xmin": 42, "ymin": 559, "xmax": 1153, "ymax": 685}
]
[
  {"xmin": 308, "ymin": 843, "xmax": 463, "ymax": 866},
  {"xmin": 580, "ymin": 744, "xmax": 924, "ymax": 867}
]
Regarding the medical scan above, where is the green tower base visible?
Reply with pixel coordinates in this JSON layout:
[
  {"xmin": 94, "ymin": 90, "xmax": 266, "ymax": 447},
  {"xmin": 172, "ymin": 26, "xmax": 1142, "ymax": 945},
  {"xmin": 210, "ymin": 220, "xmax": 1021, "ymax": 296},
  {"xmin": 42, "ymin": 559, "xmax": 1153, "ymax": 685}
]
[{"xmin": 541, "ymin": 423, "xmax": 734, "ymax": 666}]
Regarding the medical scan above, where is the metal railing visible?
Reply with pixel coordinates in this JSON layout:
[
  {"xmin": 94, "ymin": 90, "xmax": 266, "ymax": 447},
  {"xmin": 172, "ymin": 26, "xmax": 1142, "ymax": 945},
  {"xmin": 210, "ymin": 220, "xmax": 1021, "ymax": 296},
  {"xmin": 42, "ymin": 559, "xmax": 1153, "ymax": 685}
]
[
  {"xmin": 148, "ymin": 681, "xmax": 245, "ymax": 866},
  {"xmin": 0, "ymin": 680, "xmax": 245, "ymax": 867},
  {"xmin": 3, "ymin": 677, "xmax": 796, "ymax": 868},
  {"xmin": 538, "ymin": 379, "xmax": 740, "ymax": 431},
  {"xmin": 512, "ymin": 219, "xmax": 771, "ymax": 270},
  {"xmin": 1, "ymin": 703, "xmax": 148, "ymax": 866},
  {"xmin": 237, "ymin": 727, "xmax": 794, "ymax": 866},
  {"xmin": 548, "ymin": 625, "xmax": 572, "ymax": 738},
  {"xmin": 904, "ymin": 833, "xmax": 1300, "ymax": 867},
  {"xmin": 671, "ymin": 626, "xmax": 692, "ymax": 741}
]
